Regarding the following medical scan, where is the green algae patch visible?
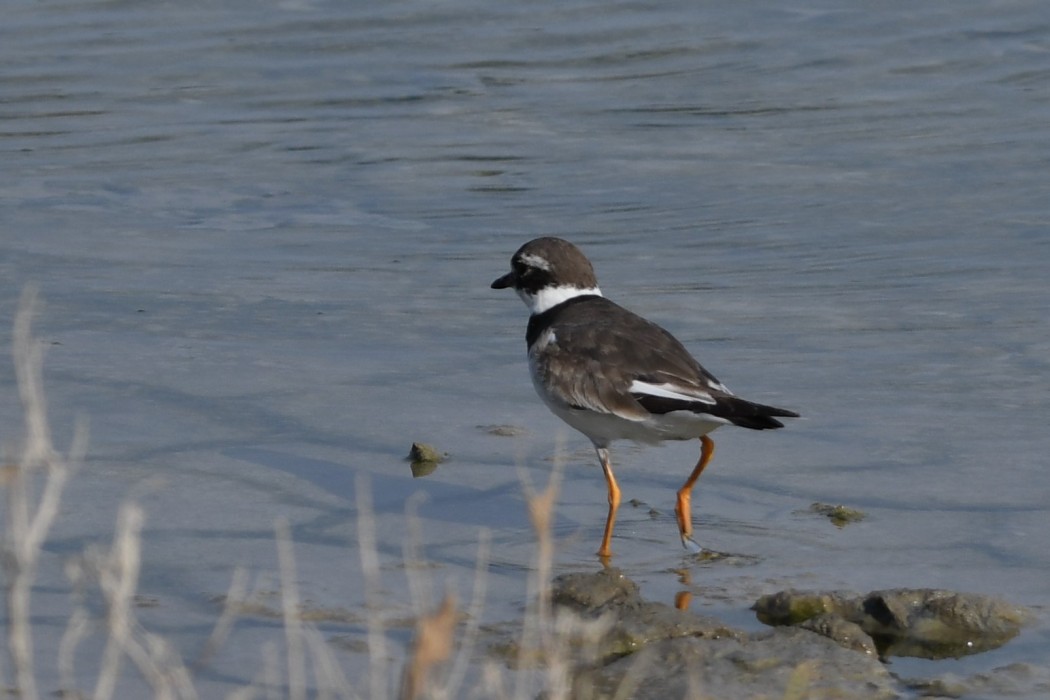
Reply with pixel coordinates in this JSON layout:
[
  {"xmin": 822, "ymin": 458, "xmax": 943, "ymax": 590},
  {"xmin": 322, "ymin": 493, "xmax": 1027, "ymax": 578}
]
[
  {"xmin": 809, "ymin": 502, "xmax": 865, "ymax": 527},
  {"xmin": 477, "ymin": 424, "xmax": 526, "ymax": 437},
  {"xmin": 752, "ymin": 590, "xmax": 854, "ymax": 626}
]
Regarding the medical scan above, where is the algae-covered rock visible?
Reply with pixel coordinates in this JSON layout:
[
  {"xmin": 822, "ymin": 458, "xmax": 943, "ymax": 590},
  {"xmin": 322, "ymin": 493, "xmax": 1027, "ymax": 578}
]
[
  {"xmin": 552, "ymin": 567, "xmax": 641, "ymax": 612},
  {"xmin": 754, "ymin": 587, "xmax": 1032, "ymax": 659},
  {"xmin": 487, "ymin": 569, "xmax": 1032, "ymax": 699},
  {"xmin": 551, "ymin": 568, "xmax": 739, "ymax": 661},
  {"xmin": 860, "ymin": 588, "xmax": 1032, "ymax": 659},
  {"xmin": 752, "ymin": 589, "xmax": 857, "ymax": 626},
  {"xmin": 407, "ymin": 442, "xmax": 447, "ymax": 477}
]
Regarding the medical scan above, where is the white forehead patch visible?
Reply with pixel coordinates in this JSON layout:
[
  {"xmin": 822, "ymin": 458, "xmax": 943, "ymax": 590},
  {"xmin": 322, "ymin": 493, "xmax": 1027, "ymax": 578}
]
[{"xmin": 518, "ymin": 253, "xmax": 552, "ymax": 271}]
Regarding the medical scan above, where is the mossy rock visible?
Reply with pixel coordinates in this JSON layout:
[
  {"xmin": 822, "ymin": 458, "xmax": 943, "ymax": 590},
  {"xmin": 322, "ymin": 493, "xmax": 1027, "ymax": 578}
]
[{"xmin": 408, "ymin": 442, "xmax": 447, "ymax": 477}]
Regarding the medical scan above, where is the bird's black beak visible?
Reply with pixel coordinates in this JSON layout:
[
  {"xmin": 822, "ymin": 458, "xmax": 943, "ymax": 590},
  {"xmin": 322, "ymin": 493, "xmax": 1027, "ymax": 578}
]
[{"xmin": 491, "ymin": 272, "xmax": 514, "ymax": 289}]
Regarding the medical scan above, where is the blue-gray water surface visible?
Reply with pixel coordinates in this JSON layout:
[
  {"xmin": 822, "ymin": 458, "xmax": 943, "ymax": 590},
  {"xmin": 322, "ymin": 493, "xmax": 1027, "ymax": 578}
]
[{"xmin": 2, "ymin": 0, "xmax": 1048, "ymax": 696}]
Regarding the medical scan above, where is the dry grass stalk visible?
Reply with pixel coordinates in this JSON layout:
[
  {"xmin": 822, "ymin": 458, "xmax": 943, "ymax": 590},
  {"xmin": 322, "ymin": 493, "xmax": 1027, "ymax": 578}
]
[
  {"xmin": 399, "ymin": 594, "xmax": 458, "ymax": 700},
  {"xmin": 58, "ymin": 603, "xmax": 91, "ymax": 693},
  {"xmin": 3, "ymin": 294, "xmax": 191, "ymax": 699},
  {"xmin": 234, "ymin": 523, "xmax": 358, "ymax": 699},
  {"xmin": 354, "ymin": 474, "xmax": 391, "ymax": 700},
  {"xmin": 2, "ymin": 289, "xmax": 83, "ymax": 700},
  {"xmin": 301, "ymin": 625, "xmax": 357, "ymax": 700},
  {"xmin": 93, "ymin": 501, "xmax": 145, "ymax": 700},
  {"xmin": 195, "ymin": 565, "xmax": 250, "ymax": 669},
  {"xmin": 515, "ymin": 456, "xmax": 560, "ymax": 700},
  {"xmin": 276, "ymin": 517, "xmax": 307, "ymax": 700},
  {"xmin": 513, "ymin": 444, "xmax": 616, "ymax": 700},
  {"xmin": 382, "ymin": 484, "xmax": 493, "ymax": 700},
  {"xmin": 90, "ymin": 500, "xmax": 198, "ymax": 700},
  {"xmin": 260, "ymin": 641, "xmax": 282, "ymax": 700},
  {"xmin": 435, "ymin": 528, "xmax": 490, "ymax": 698}
]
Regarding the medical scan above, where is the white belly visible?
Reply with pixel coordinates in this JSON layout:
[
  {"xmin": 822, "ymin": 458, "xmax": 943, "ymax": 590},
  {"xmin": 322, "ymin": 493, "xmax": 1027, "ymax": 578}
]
[{"xmin": 536, "ymin": 383, "xmax": 726, "ymax": 448}]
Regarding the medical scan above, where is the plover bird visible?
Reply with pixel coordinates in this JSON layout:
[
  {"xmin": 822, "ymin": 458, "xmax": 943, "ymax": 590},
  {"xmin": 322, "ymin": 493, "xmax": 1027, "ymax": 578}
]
[{"xmin": 491, "ymin": 237, "xmax": 798, "ymax": 558}]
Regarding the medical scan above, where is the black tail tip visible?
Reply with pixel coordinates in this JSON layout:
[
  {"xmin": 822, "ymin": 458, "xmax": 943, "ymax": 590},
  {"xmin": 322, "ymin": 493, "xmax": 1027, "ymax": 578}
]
[{"xmin": 732, "ymin": 406, "xmax": 799, "ymax": 430}]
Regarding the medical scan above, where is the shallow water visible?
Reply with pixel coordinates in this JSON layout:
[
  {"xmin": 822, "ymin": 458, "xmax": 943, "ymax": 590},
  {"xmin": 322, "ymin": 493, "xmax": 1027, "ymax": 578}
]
[{"xmin": 2, "ymin": 0, "xmax": 1049, "ymax": 696}]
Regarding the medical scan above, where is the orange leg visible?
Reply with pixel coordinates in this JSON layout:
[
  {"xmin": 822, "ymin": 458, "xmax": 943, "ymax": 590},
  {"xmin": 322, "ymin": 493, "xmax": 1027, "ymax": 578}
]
[
  {"xmin": 595, "ymin": 447, "xmax": 621, "ymax": 560},
  {"xmin": 675, "ymin": 435, "xmax": 714, "ymax": 551}
]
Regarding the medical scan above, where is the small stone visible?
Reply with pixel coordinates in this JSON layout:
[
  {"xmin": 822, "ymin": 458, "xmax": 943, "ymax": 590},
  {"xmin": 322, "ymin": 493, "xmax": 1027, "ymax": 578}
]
[{"xmin": 408, "ymin": 442, "xmax": 447, "ymax": 477}]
